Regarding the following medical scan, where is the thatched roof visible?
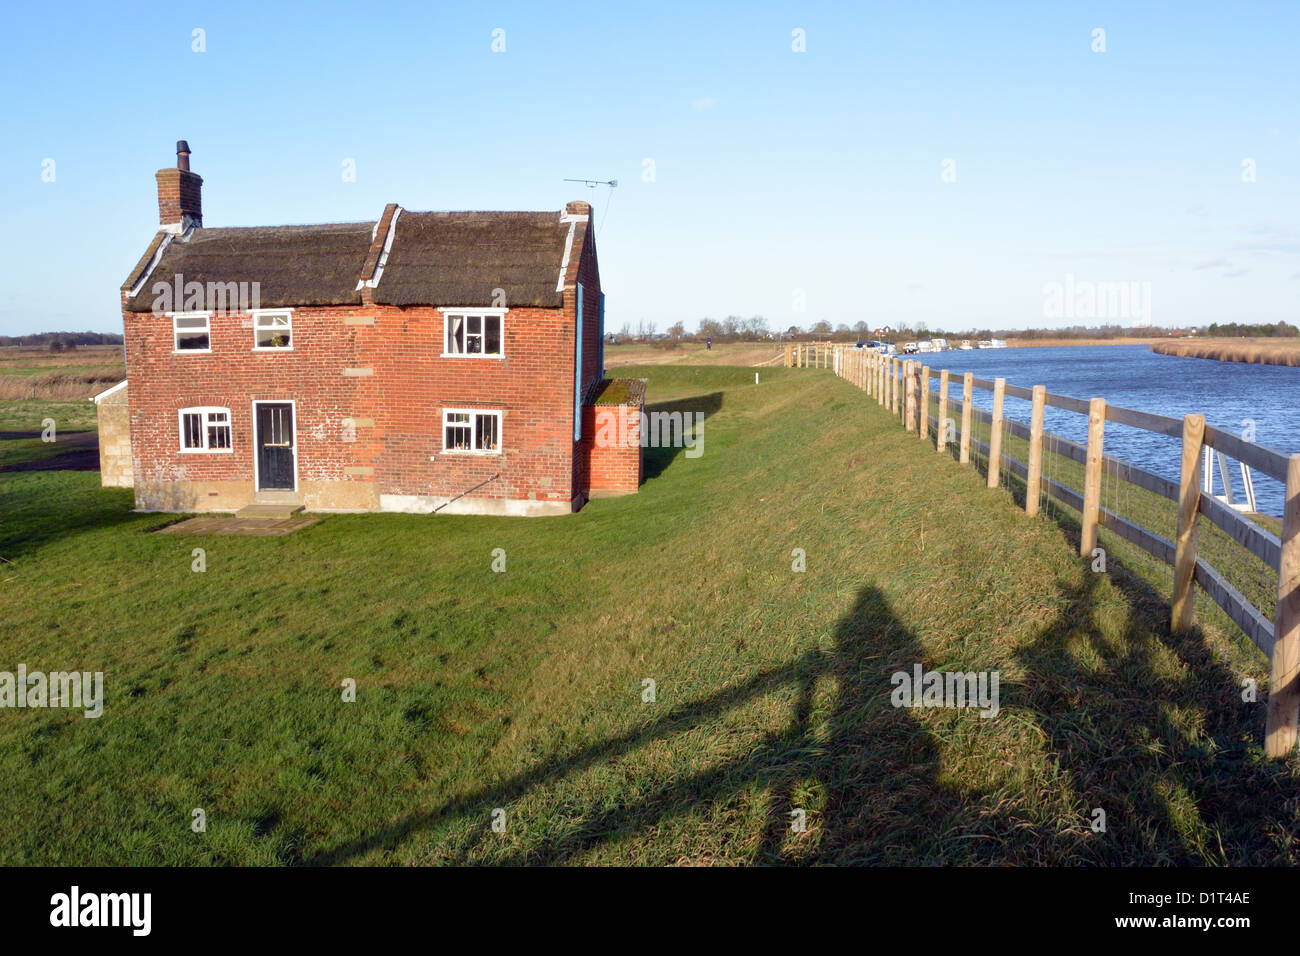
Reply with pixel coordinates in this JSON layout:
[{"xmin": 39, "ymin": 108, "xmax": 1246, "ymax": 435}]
[
  {"xmin": 123, "ymin": 223, "xmax": 374, "ymax": 312},
  {"xmin": 372, "ymin": 212, "xmax": 567, "ymax": 309}
]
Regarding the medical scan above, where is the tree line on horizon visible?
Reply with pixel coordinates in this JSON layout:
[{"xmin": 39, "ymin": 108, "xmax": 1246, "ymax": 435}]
[
  {"xmin": 1, "ymin": 331, "xmax": 124, "ymax": 350},
  {"xmin": 609, "ymin": 318, "xmax": 1299, "ymax": 345}
]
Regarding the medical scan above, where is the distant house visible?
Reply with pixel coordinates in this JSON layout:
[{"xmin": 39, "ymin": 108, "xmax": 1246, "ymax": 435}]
[{"xmin": 116, "ymin": 142, "xmax": 643, "ymax": 516}]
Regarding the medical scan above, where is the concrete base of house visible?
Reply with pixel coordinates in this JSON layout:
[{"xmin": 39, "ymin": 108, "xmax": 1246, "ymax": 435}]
[
  {"xmin": 133, "ymin": 479, "xmax": 379, "ymax": 514},
  {"xmin": 378, "ymin": 494, "xmax": 578, "ymax": 517},
  {"xmin": 132, "ymin": 480, "xmax": 580, "ymax": 516}
]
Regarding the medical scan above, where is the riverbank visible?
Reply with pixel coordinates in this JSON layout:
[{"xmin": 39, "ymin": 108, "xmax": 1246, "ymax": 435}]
[
  {"xmin": 1150, "ymin": 338, "xmax": 1300, "ymax": 367},
  {"xmin": 2, "ymin": 364, "xmax": 1295, "ymax": 864}
]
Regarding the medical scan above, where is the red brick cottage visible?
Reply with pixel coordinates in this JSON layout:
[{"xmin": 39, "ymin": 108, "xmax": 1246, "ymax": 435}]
[{"xmin": 115, "ymin": 142, "xmax": 642, "ymax": 516}]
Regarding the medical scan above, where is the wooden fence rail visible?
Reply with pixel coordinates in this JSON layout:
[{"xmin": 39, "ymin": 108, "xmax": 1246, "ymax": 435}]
[{"xmin": 824, "ymin": 344, "xmax": 1300, "ymax": 758}]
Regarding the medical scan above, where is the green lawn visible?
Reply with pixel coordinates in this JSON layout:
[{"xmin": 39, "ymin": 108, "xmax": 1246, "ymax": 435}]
[
  {"xmin": 0, "ymin": 399, "xmax": 98, "ymax": 433},
  {"xmin": 0, "ymin": 366, "xmax": 1296, "ymax": 865}
]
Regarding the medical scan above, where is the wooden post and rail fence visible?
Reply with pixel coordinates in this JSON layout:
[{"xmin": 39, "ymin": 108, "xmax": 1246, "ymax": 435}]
[{"xmin": 809, "ymin": 344, "xmax": 1300, "ymax": 759}]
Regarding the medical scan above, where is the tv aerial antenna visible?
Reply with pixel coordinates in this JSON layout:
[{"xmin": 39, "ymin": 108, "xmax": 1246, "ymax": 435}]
[
  {"xmin": 564, "ymin": 178, "xmax": 617, "ymax": 202},
  {"xmin": 563, "ymin": 178, "xmax": 618, "ymax": 237}
]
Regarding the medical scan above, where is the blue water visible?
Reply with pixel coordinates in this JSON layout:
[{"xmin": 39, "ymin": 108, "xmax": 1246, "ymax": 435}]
[{"xmin": 916, "ymin": 345, "xmax": 1300, "ymax": 517}]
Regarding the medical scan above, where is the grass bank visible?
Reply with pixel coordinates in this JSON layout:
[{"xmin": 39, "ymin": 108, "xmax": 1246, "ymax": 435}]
[
  {"xmin": 1151, "ymin": 338, "xmax": 1300, "ymax": 366},
  {"xmin": 1, "ymin": 366, "xmax": 1296, "ymax": 865}
]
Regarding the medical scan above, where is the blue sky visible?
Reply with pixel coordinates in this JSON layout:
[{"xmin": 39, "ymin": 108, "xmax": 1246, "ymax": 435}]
[{"xmin": 2, "ymin": 0, "xmax": 1297, "ymax": 335}]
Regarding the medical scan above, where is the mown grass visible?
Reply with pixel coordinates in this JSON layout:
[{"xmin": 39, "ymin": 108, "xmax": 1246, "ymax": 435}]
[
  {"xmin": 0, "ymin": 399, "xmax": 98, "ymax": 433},
  {"xmin": 1, "ymin": 365, "xmax": 1297, "ymax": 866}
]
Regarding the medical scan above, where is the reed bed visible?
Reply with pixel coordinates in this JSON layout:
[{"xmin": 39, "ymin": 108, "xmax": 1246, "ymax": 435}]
[
  {"xmin": 1150, "ymin": 338, "xmax": 1300, "ymax": 366},
  {"xmin": 0, "ymin": 368, "xmax": 124, "ymax": 400}
]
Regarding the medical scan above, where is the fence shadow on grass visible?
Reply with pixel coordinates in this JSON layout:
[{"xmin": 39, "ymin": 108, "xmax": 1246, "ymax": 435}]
[
  {"xmin": 306, "ymin": 584, "xmax": 956, "ymax": 865},
  {"xmin": 933, "ymin": 420, "xmax": 1298, "ymax": 862},
  {"xmin": 308, "ymin": 572, "xmax": 1265, "ymax": 866}
]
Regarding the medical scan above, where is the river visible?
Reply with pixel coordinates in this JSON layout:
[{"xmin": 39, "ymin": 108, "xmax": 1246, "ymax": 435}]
[{"xmin": 912, "ymin": 344, "xmax": 1300, "ymax": 517}]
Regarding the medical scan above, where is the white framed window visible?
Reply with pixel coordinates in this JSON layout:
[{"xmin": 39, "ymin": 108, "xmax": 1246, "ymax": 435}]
[
  {"xmin": 252, "ymin": 309, "xmax": 293, "ymax": 350},
  {"xmin": 178, "ymin": 407, "xmax": 232, "ymax": 453},
  {"xmin": 442, "ymin": 309, "xmax": 505, "ymax": 357},
  {"xmin": 442, "ymin": 409, "xmax": 501, "ymax": 454},
  {"xmin": 172, "ymin": 312, "xmax": 212, "ymax": 352}
]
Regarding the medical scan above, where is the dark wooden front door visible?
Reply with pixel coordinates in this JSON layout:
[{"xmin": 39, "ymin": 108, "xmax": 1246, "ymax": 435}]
[{"xmin": 256, "ymin": 403, "xmax": 295, "ymax": 491}]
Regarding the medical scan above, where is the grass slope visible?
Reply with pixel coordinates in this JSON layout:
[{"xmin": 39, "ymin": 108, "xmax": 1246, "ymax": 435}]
[{"xmin": 0, "ymin": 366, "xmax": 1296, "ymax": 865}]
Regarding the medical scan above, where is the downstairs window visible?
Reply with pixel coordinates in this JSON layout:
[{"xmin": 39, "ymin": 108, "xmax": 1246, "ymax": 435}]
[
  {"xmin": 443, "ymin": 409, "xmax": 501, "ymax": 453},
  {"xmin": 179, "ymin": 407, "xmax": 232, "ymax": 452}
]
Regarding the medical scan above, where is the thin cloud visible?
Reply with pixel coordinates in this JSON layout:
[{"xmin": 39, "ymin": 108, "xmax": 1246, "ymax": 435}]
[{"xmin": 690, "ymin": 96, "xmax": 718, "ymax": 111}]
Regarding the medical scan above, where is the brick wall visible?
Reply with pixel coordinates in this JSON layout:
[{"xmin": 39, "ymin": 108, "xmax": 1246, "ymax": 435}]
[
  {"xmin": 155, "ymin": 168, "xmax": 202, "ymax": 226},
  {"xmin": 122, "ymin": 281, "xmax": 590, "ymax": 513},
  {"xmin": 583, "ymin": 405, "xmax": 642, "ymax": 496}
]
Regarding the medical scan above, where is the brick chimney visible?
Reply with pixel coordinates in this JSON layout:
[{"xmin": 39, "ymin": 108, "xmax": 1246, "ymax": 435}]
[{"xmin": 156, "ymin": 140, "xmax": 202, "ymax": 232}]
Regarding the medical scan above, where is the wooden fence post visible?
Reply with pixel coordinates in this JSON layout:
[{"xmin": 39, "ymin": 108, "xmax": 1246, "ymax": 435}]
[
  {"xmin": 1265, "ymin": 453, "xmax": 1300, "ymax": 758},
  {"xmin": 919, "ymin": 366, "xmax": 930, "ymax": 439},
  {"xmin": 878, "ymin": 354, "xmax": 885, "ymax": 406},
  {"xmin": 900, "ymin": 361, "xmax": 908, "ymax": 421},
  {"xmin": 784, "ymin": 343, "xmax": 792, "ymax": 368},
  {"xmin": 937, "ymin": 370, "xmax": 949, "ymax": 453},
  {"xmin": 1171, "ymin": 413, "xmax": 1205, "ymax": 632},
  {"xmin": 1025, "ymin": 384, "xmax": 1046, "ymax": 516},
  {"xmin": 901, "ymin": 361, "xmax": 911, "ymax": 429},
  {"xmin": 960, "ymin": 372, "xmax": 973, "ymax": 465},
  {"xmin": 987, "ymin": 378, "xmax": 1006, "ymax": 489},
  {"xmin": 899, "ymin": 360, "xmax": 906, "ymax": 419},
  {"xmin": 1079, "ymin": 397, "xmax": 1107, "ymax": 559},
  {"xmin": 891, "ymin": 359, "xmax": 900, "ymax": 416},
  {"xmin": 910, "ymin": 364, "xmax": 920, "ymax": 433}
]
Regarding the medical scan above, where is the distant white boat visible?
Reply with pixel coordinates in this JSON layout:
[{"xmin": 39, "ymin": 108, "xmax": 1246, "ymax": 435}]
[
  {"xmin": 930, "ymin": 338, "xmax": 949, "ymax": 351},
  {"xmin": 959, "ymin": 340, "xmax": 973, "ymax": 350}
]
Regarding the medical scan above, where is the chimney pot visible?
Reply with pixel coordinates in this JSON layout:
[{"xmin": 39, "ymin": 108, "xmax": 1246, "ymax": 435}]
[{"xmin": 176, "ymin": 140, "xmax": 191, "ymax": 172}]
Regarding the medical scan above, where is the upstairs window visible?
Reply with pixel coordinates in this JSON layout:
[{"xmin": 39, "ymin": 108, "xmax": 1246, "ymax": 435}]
[
  {"xmin": 179, "ymin": 407, "xmax": 232, "ymax": 452},
  {"xmin": 173, "ymin": 312, "xmax": 211, "ymax": 352},
  {"xmin": 443, "ymin": 409, "xmax": 501, "ymax": 453},
  {"xmin": 253, "ymin": 310, "xmax": 293, "ymax": 350},
  {"xmin": 443, "ymin": 311, "xmax": 504, "ymax": 357}
]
